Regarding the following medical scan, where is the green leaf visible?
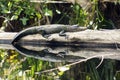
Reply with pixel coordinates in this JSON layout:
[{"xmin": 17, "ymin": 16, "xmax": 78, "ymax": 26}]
[
  {"xmin": 58, "ymin": 71, "xmax": 64, "ymax": 76},
  {"xmin": 20, "ymin": 17, "xmax": 29, "ymax": 25},
  {"xmin": 44, "ymin": 9, "xmax": 53, "ymax": 17},
  {"xmin": 11, "ymin": 15, "xmax": 18, "ymax": 20},
  {"xmin": 14, "ymin": 7, "xmax": 23, "ymax": 15},
  {"xmin": 2, "ymin": 9, "xmax": 11, "ymax": 14},
  {"xmin": 86, "ymin": 75, "xmax": 91, "ymax": 80},
  {"xmin": 8, "ymin": 2, "xmax": 12, "ymax": 8},
  {"xmin": 75, "ymin": 5, "xmax": 80, "ymax": 10},
  {"xmin": 36, "ymin": 12, "xmax": 41, "ymax": 19}
]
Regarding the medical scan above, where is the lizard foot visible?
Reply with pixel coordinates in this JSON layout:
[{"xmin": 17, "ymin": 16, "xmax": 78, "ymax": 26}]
[
  {"xmin": 57, "ymin": 50, "xmax": 68, "ymax": 58},
  {"xmin": 57, "ymin": 52, "xmax": 66, "ymax": 58},
  {"xmin": 65, "ymin": 35, "xmax": 69, "ymax": 40},
  {"xmin": 59, "ymin": 30, "xmax": 69, "ymax": 40}
]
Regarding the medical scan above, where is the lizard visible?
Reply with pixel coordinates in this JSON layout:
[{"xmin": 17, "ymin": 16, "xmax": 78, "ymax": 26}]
[
  {"xmin": 11, "ymin": 24, "xmax": 88, "ymax": 44},
  {"xmin": 12, "ymin": 43, "xmax": 85, "ymax": 62}
]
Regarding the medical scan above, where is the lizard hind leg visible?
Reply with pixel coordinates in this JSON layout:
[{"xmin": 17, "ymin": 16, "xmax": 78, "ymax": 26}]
[
  {"xmin": 38, "ymin": 30, "xmax": 51, "ymax": 39},
  {"xmin": 43, "ymin": 34, "xmax": 51, "ymax": 39}
]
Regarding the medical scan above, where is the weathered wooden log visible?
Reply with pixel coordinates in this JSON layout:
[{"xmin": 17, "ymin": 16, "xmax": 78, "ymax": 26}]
[
  {"xmin": 13, "ymin": 45, "xmax": 120, "ymax": 61},
  {"xmin": 0, "ymin": 29, "xmax": 120, "ymax": 48},
  {"xmin": 0, "ymin": 32, "xmax": 15, "ymax": 49},
  {"xmin": 12, "ymin": 29, "xmax": 120, "ymax": 49},
  {"xmin": 0, "ymin": 29, "xmax": 120, "ymax": 61}
]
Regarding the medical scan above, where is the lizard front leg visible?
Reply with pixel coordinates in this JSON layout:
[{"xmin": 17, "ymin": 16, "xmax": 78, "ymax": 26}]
[{"xmin": 59, "ymin": 30, "xmax": 69, "ymax": 39}]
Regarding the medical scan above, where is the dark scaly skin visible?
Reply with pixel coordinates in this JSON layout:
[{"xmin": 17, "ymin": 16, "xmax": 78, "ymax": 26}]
[{"xmin": 11, "ymin": 24, "xmax": 87, "ymax": 44}]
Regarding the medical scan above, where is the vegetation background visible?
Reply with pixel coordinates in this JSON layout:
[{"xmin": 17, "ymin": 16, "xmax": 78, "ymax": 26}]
[{"xmin": 0, "ymin": 0, "xmax": 120, "ymax": 80}]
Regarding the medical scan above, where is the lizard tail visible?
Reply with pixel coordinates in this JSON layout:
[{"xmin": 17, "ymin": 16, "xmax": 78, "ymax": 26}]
[{"xmin": 11, "ymin": 27, "xmax": 38, "ymax": 45}]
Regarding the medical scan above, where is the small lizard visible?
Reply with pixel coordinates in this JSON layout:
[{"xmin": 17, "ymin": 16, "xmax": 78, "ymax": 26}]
[{"xmin": 11, "ymin": 24, "xmax": 87, "ymax": 44}]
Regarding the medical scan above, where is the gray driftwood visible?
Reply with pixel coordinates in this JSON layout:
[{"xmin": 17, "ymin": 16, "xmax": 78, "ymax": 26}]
[
  {"xmin": 0, "ymin": 29, "xmax": 120, "ymax": 61},
  {"xmin": 0, "ymin": 29, "xmax": 120, "ymax": 48}
]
